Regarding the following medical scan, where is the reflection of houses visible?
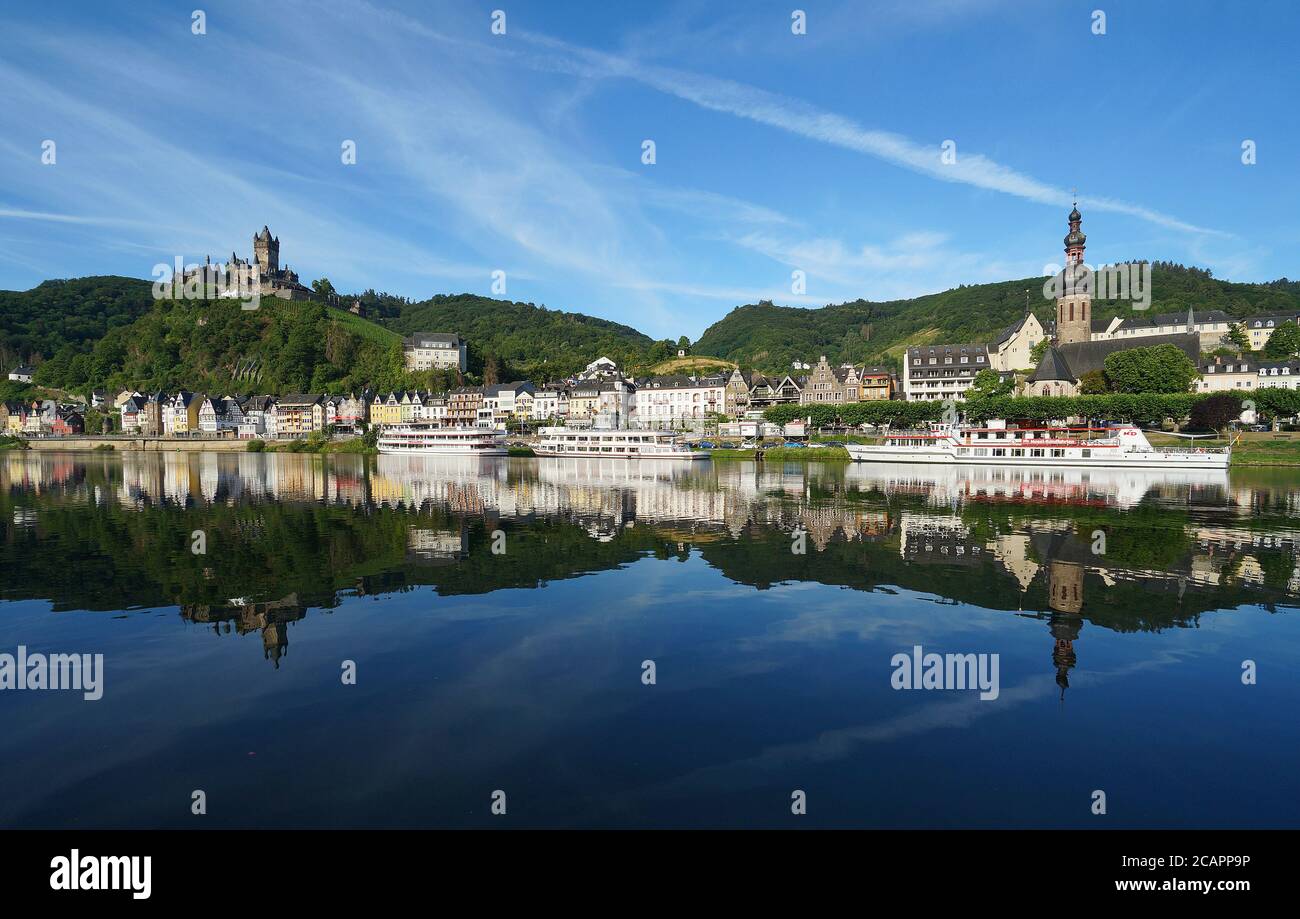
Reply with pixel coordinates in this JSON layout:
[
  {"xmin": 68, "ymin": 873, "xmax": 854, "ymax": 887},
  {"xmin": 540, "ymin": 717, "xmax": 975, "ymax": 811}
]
[
  {"xmin": 899, "ymin": 513, "xmax": 983, "ymax": 564},
  {"xmin": 181, "ymin": 594, "xmax": 305, "ymax": 668},
  {"xmin": 406, "ymin": 525, "xmax": 469, "ymax": 564}
]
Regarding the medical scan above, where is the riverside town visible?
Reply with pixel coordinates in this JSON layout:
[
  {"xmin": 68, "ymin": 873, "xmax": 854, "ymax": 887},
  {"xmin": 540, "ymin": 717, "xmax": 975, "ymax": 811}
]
[{"xmin": 0, "ymin": 0, "xmax": 1290, "ymax": 903}]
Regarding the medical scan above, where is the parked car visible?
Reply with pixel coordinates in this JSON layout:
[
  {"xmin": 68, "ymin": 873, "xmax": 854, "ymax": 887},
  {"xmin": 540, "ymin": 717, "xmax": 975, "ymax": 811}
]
[
  {"xmin": 697, "ymin": 441, "xmax": 716, "ymax": 449},
  {"xmin": 782, "ymin": 441, "xmax": 805, "ymax": 448},
  {"xmin": 818, "ymin": 440, "xmax": 844, "ymax": 448},
  {"xmin": 740, "ymin": 439, "xmax": 757, "ymax": 449}
]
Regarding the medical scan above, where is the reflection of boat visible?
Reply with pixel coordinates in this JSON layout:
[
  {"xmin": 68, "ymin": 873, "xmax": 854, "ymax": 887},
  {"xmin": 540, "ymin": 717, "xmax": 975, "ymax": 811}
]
[
  {"xmin": 377, "ymin": 425, "xmax": 507, "ymax": 455},
  {"xmin": 535, "ymin": 427, "xmax": 709, "ymax": 460},
  {"xmin": 845, "ymin": 461, "xmax": 1230, "ymax": 507},
  {"xmin": 846, "ymin": 420, "xmax": 1231, "ymax": 469}
]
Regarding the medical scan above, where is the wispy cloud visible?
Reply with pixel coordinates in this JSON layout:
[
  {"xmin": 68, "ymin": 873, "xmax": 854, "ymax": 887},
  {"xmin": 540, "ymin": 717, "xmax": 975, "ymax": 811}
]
[{"xmin": 511, "ymin": 31, "xmax": 1225, "ymax": 238}]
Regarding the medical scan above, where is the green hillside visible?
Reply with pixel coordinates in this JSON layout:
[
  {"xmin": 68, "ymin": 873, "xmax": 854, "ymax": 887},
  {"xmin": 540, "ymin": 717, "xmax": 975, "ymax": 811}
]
[
  {"xmin": 3, "ymin": 279, "xmax": 411, "ymax": 397},
  {"xmin": 388, "ymin": 293, "xmax": 657, "ymax": 380},
  {"xmin": 0, "ymin": 276, "xmax": 156, "ymax": 371},
  {"xmin": 694, "ymin": 264, "xmax": 1300, "ymax": 373},
  {"xmin": 6, "ymin": 264, "xmax": 1298, "ymax": 393}
]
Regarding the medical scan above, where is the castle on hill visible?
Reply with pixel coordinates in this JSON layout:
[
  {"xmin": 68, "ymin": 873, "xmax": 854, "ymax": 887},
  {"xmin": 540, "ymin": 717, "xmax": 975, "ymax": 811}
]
[{"xmin": 184, "ymin": 226, "xmax": 315, "ymax": 301}]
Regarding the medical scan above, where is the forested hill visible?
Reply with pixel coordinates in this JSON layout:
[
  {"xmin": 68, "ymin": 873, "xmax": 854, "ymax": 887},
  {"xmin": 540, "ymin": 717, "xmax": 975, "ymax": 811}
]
[
  {"xmin": 0, "ymin": 276, "xmax": 415, "ymax": 396},
  {"xmin": 387, "ymin": 293, "xmax": 657, "ymax": 380},
  {"xmin": 693, "ymin": 264, "xmax": 1300, "ymax": 374},
  {"xmin": 0, "ymin": 276, "xmax": 156, "ymax": 371},
  {"xmin": 5, "ymin": 264, "xmax": 1299, "ymax": 391}
]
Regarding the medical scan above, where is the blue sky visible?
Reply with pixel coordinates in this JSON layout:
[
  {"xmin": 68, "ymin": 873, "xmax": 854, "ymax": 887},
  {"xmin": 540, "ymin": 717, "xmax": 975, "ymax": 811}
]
[{"xmin": 1, "ymin": 0, "xmax": 1295, "ymax": 339}]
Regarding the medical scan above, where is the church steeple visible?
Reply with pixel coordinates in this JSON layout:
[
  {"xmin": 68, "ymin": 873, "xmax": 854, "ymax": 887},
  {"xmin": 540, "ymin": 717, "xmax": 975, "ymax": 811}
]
[
  {"xmin": 1064, "ymin": 198, "xmax": 1086, "ymax": 266},
  {"xmin": 1054, "ymin": 199, "xmax": 1091, "ymax": 346}
]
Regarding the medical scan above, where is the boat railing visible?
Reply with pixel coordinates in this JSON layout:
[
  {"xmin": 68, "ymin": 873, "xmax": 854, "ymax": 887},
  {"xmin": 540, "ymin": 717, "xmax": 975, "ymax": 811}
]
[{"xmin": 1154, "ymin": 445, "xmax": 1231, "ymax": 455}]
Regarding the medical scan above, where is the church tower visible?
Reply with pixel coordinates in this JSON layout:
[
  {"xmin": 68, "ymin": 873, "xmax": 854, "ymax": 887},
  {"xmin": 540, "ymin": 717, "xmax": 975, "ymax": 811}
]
[
  {"xmin": 1054, "ymin": 203, "xmax": 1090, "ymax": 345},
  {"xmin": 253, "ymin": 226, "xmax": 279, "ymax": 276}
]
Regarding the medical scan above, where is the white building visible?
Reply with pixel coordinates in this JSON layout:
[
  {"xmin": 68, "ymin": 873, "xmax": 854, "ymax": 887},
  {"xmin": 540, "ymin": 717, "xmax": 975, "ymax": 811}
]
[
  {"xmin": 531, "ymin": 388, "xmax": 564, "ymax": 421},
  {"xmin": 902, "ymin": 344, "xmax": 991, "ymax": 401},
  {"xmin": 579, "ymin": 356, "xmax": 620, "ymax": 380},
  {"xmin": 403, "ymin": 333, "xmax": 467, "ymax": 372},
  {"xmin": 634, "ymin": 375, "xmax": 725, "ymax": 428}
]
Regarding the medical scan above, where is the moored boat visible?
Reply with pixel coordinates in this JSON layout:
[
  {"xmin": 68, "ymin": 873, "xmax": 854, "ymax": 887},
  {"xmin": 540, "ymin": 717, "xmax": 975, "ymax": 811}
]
[
  {"xmin": 845, "ymin": 419, "xmax": 1230, "ymax": 470},
  {"xmin": 534, "ymin": 427, "xmax": 709, "ymax": 460},
  {"xmin": 377, "ymin": 424, "xmax": 507, "ymax": 455}
]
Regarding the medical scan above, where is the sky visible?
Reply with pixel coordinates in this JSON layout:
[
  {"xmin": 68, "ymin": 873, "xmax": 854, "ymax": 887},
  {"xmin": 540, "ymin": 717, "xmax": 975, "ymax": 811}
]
[{"xmin": 0, "ymin": 0, "xmax": 1296, "ymax": 340}]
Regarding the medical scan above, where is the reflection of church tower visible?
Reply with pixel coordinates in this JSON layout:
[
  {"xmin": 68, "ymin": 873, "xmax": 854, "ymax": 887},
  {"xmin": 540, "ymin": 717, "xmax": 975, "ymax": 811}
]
[
  {"xmin": 1048, "ymin": 558, "xmax": 1084, "ymax": 614},
  {"xmin": 1055, "ymin": 203, "xmax": 1091, "ymax": 345},
  {"xmin": 1035, "ymin": 531, "xmax": 1086, "ymax": 699},
  {"xmin": 1050, "ymin": 613, "xmax": 1082, "ymax": 699}
]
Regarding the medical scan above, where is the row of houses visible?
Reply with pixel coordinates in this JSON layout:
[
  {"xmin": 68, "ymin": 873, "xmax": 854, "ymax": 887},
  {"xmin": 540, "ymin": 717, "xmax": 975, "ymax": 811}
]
[
  {"xmin": 117, "ymin": 391, "xmax": 358, "ymax": 439},
  {"xmin": 101, "ymin": 362, "xmax": 894, "ymax": 437},
  {"xmin": 2, "ymin": 400, "xmax": 86, "ymax": 436}
]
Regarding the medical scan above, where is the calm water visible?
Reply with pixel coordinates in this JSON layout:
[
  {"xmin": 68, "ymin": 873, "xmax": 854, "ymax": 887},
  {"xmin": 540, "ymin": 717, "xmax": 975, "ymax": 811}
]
[{"xmin": 2, "ymin": 451, "xmax": 1299, "ymax": 828}]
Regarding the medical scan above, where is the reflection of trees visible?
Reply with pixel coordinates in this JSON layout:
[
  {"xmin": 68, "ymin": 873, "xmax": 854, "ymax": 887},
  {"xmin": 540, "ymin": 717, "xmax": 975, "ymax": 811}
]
[{"xmin": 1, "ymin": 456, "xmax": 1297, "ymax": 665}]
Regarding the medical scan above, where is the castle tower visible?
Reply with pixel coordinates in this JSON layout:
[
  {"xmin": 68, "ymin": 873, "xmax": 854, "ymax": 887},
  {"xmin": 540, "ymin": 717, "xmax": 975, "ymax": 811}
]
[
  {"xmin": 253, "ymin": 225, "xmax": 279, "ymax": 276},
  {"xmin": 1055, "ymin": 202, "xmax": 1090, "ymax": 345}
]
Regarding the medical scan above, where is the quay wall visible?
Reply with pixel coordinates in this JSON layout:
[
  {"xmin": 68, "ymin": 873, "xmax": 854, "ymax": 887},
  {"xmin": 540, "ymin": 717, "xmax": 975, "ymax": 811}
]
[{"xmin": 26, "ymin": 437, "xmax": 250, "ymax": 453}]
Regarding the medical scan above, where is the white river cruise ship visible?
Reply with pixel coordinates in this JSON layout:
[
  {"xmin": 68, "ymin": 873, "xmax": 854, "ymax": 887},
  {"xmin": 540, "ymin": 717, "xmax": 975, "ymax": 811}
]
[
  {"xmin": 845, "ymin": 420, "xmax": 1231, "ymax": 470},
  {"xmin": 377, "ymin": 424, "xmax": 507, "ymax": 455},
  {"xmin": 535, "ymin": 427, "xmax": 709, "ymax": 460}
]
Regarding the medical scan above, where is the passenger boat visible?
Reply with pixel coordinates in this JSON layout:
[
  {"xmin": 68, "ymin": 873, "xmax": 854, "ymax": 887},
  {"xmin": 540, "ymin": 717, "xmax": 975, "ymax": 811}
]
[
  {"xmin": 377, "ymin": 424, "xmax": 507, "ymax": 455},
  {"xmin": 534, "ymin": 427, "xmax": 709, "ymax": 460},
  {"xmin": 844, "ymin": 420, "xmax": 1231, "ymax": 470}
]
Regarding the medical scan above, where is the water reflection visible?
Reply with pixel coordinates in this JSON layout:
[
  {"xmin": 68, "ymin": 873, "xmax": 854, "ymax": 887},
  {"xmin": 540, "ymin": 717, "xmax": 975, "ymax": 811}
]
[
  {"xmin": 2, "ymin": 451, "xmax": 1299, "ymax": 828},
  {"xmin": 2, "ymin": 452, "xmax": 1296, "ymax": 680}
]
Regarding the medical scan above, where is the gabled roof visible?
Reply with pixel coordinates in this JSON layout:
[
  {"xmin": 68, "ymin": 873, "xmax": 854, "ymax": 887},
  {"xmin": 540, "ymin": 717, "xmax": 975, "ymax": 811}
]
[
  {"xmin": 1029, "ymin": 332, "xmax": 1200, "ymax": 383},
  {"xmin": 1026, "ymin": 346, "xmax": 1075, "ymax": 383},
  {"xmin": 994, "ymin": 314, "xmax": 1034, "ymax": 348}
]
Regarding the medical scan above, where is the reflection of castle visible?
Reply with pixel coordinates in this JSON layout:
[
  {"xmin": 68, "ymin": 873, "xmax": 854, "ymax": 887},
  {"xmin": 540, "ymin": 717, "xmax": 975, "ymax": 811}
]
[{"xmin": 181, "ymin": 594, "xmax": 305, "ymax": 668}]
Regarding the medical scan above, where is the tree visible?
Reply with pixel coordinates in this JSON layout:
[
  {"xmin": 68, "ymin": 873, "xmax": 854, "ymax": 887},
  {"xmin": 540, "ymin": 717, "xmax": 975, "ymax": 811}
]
[
  {"xmin": 1102, "ymin": 344, "xmax": 1198, "ymax": 394},
  {"xmin": 312, "ymin": 278, "xmax": 338, "ymax": 300},
  {"xmin": 1078, "ymin": 369, "xmax": 1109, "ymax": 394},
  {"xmin": 1262, "ymin": 321, "xmax": 1300, "ymax": 359},
  {"xmin": 676, "ymin": 336, "xmax": 691, "ymax": 353},
  {"xmin": 1187, "ymin": 393, "xmax": 1242, "ymax": 435},
  {"xmin": 1225, "ymin": 322, "xmax": 1251, "ymax": 353},
  {"xmin": 968, "ymin": 368, "xmax": 1012, "ymax": 399},
  {"xmin": 1029, "ymin": 338, "xmax": 1051, "ymax": 364}
]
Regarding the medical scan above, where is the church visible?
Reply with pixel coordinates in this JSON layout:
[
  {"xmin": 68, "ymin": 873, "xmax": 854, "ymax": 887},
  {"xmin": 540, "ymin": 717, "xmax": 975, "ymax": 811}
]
[{"xmin": 1024, "ymin": 205, "xmax": 1200, "ymax": 397}]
